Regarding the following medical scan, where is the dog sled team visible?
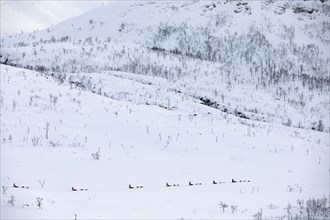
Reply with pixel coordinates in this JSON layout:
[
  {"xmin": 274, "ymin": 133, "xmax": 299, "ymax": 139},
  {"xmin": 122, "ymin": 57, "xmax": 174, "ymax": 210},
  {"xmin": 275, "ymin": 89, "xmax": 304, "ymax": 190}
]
[{"xmin": 12, "ymin": 178, "xmax": 250, "ymax": 191}]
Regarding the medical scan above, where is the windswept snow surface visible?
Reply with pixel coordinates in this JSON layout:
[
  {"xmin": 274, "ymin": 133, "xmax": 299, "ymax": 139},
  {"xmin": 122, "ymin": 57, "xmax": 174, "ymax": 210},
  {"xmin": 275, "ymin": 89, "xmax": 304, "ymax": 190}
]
[
  {"xmin": 0, "ymin": 65, "xmax": 328, "ymax": 219},
  {"xmin": 1, "ymin": 0, "xmax": 329, "ymax": 219}
]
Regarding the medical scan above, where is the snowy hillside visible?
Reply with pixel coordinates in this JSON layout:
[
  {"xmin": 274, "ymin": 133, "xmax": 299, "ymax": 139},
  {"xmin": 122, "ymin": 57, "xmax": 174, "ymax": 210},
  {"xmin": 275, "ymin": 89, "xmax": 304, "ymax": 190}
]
[
  {"xmin": 1, "ymin": 0, "xmax": 329, "ymax": 132},
  {"xmin": 1, "ymin": 0, "xmax": 329, "ymax": 219},
  {"xmin": 1, "ymin": 63, "xmax": 329, "ymax": 219}
]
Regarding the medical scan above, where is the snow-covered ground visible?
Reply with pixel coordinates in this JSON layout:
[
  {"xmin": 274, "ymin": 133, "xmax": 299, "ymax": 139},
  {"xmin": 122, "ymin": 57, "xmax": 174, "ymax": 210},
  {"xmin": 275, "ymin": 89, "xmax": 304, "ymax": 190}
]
[
  {"xmin": 1, "ymin": 0, "xmax": 329, "ymax": 219},
  {"xmin": 1, "ymin": 64, "xmax": 328, "ymax": 219},
  {"xmin": 1, "ymin": 0, "xmax": 329, "ymax": 132}
]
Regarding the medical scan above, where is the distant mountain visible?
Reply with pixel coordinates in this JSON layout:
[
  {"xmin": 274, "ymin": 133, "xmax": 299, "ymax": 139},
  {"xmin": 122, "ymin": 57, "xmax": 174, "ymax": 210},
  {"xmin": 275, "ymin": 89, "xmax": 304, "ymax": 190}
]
[{"xmin": 0, "ymin": 1, "xmax": 108, "ymax": 35}]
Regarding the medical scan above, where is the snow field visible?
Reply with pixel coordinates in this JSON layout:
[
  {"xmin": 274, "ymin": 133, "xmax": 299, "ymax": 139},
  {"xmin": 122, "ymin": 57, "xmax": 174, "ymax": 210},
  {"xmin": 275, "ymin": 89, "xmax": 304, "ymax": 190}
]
[{"xmin": 1, "ymin": 64, "xmax": 328, "ymax": 219}]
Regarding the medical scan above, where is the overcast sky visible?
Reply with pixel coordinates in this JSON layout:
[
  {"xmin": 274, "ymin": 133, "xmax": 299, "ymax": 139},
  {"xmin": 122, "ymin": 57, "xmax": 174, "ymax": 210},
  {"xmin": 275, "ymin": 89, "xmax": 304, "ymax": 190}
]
[{"xmin": 1, "ymin": 1, "xmax": 109, "ymax": 35}]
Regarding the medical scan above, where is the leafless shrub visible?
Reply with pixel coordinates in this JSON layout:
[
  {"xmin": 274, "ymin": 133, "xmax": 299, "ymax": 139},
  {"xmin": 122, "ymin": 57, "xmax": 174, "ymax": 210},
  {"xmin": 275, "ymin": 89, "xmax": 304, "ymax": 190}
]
[
  {"xmin": 37, "ymin": 179, "xmax": 45, "ymax": 188},
  {"xmin": 8, "ymin": 195, "xmax": 15, "ymax": 206},
  {"xmin": 304, "ymin": 197, "xmax": 329, "ymax": 220},
  {"xmin": 91, "ymin": 148, "xmax": 101, "ymax": 160},
  {"xmin": 219, "ymin": 201, "xmax": 228, "ymax": 212},
  {"xmin": 2, "ymin": 186, "xmax": 8, "ymax": 196},
  {"xmin": 231, "ymin": 205, "xmax": 238, "ymax": 213},
  {"xmin": 252, "ymin": 209, "xmax": 263, "ymax": 220},
  {"xmin": 32, "ymin": 137, "xmax": 40, "ymax": 147},
  {"xmin": 36, "ymin": 197, "xmax": 44, "ymax": 209},
  {"xmin": 285, "ymin": 202, "xmax": 292, "ymax": 219},
  {"xmin": 49, "ymin": 140, "xmax": 59, "ymax": 147}
]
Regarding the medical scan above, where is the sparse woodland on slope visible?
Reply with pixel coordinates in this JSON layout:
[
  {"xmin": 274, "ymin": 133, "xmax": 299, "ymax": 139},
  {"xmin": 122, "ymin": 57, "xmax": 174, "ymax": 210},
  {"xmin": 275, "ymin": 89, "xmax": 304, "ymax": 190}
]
[
  {"xmin": 0, "ymin": 0, "xmax": 329, "ymax": 219},
  {"xmin": 1, "ymin": 0, "xmax": 329, "ymax": 133}
]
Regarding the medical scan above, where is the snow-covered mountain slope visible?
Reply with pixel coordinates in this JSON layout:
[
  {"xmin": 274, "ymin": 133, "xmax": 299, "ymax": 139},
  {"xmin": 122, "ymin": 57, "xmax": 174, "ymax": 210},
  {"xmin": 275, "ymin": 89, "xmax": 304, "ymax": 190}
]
[
  {"xmin": 2, "ymin": 1, "xmax": 329, "ymax": 49},
  {"xmin": 0, "ymin": 0, "xmax": 329, "ymax": 219},
  {"xmin": 1, "ymin": 0, "xmax": 329, "ymax": 132},
  {"xmin": 1, "ymin": 64, "xmax": 329, "ymax": 219}
]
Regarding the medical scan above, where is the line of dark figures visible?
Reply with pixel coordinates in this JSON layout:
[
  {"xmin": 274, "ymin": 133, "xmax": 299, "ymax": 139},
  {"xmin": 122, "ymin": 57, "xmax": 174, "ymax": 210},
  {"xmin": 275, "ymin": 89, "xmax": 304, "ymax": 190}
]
[
  {"xmin": 12, "ymin": 179, "xmax": 250, "ymax": 192},
  {"xmin": 128, "ymin": 179, "xmax": 250, "ymax": 189}
]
